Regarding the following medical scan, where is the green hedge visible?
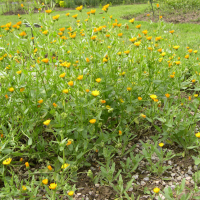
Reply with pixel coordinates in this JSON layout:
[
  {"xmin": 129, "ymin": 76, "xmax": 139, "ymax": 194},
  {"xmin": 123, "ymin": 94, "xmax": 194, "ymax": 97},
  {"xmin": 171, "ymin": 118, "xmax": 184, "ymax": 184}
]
[
  {"xmin": 59, "ymin": 0, "xmax": 148, "ymax": 8},
  {"xmin": 162, "ymin": 0, "xmax": 200, "ymax": 10}
]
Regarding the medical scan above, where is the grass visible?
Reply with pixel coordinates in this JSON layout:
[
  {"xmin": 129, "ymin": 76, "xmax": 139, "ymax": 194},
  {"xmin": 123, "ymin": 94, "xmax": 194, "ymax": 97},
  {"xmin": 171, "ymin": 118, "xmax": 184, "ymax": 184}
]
[{"xmin": 0, "ymin": 3, "xmax": 200, "ymax": 47}]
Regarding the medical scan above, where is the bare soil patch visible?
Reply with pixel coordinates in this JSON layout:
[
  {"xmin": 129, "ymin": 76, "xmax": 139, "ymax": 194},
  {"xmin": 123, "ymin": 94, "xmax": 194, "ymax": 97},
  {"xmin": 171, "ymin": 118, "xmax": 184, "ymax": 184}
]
[{"xmin": 122, "ymin": 9, "xmax": 200, "ymax": 24}]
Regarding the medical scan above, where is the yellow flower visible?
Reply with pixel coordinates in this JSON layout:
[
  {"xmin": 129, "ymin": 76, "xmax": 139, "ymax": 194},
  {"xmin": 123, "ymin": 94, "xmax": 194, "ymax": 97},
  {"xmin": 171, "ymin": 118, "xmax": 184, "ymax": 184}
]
[
  {"xmin": 22, "ymin": 186, "xmax": 27, "ymax": 191},
  {"xmin": 43, "ymin": 120, "xmax": 51, "ymax": 126},
  {"xmin": 86, "ymin": 89, "xmax": 90, "ymax": 93},
  {"xmin": 91, "ymin": 9, "xmax": 96, "ymax": 14},
  {"xmin": 49, "ymin": 183, "xmax": 57, "ymax": 190},
  {"xmin": 19, "ymin": 31, "xmax": 27, "ymax": 37},
  {"xmin": 25, "ymin": 162, "xmax": 29, "ymax": 168},
  {"xmin": 8, "ymin": 87, "xmax": 14, "ymax": 92},
  {"xmin": 41, "ymin": 58, "xmax": 49, "ymax": 63},
  {"xmin": 61, "ymin": 163, "xmax": 70, "ymax": 169},
  {"xmin": 118, "ymin": 33, "xmax": 123, "ymax": 37},
  {"xmin": 134, "ymin": 42, "xmax": 141, "ymax": 47},
  {"xmin": 59, "ymin": 27, "xmax": 65, "ymax": 32},
  {"xmin": 68, "ymin": 191, "xmax": 74, "ymax": 196},
  {"xmin": 38, "ymin": 99, "xmax": 43, "ymax": 104},
  {"xmin": 103, "ymin": 58, "xmax": 108, "ymax": 63},
  {"xmin": 45, "ymin": 10, "xmax": 52, "ymax": 14},
  {"xmin": 21, "ymin": 4, "xmax": 24, "ymax": 7},
  {"xmin": 20, "ymin": 158, "xmax": 23, "ymax": 162},
  {"xmin": 42, "ymin": 179, "xmax": 48, "ymax": 185},
  {"xmin": 42, "ymin": 30, "xmax": 48, "ymax": 35},
  {"xmin": 66, "ymin": 140, "xmax": 72, "ymax": 146},
  {"xmin": 101, "ymin": 100, "xmax": 106, "ymax": 104},
  {"xmin": 68, "ymin": 81, "xmax": 73, "ymax": 86},
  {"xmin": 124, "ymin": 50, "xmax": 130, "ymax": 55},
  {"xmin": 155, "ymin": 36, "xmax": 161, "ymax": 41},
  {"xmin": 76, "ymin": 5, "xmax": 83, "ymax": 12},
  {"xmin": 129, "ymin": 37, "xmax": 137, "ymax": 42},
  {"xmin": 16, "ymin": 70, "xmax": 22, "ymax": 75},
  {"xmin": 91, "ymin": 35, "xmax": 97, "ymax": 40},
  {"xmin": 53, "ymin": 103, "xmax": 57, "ymax": 107},
  {"xmin": 127, "ymin": 87, "xmax": 131, "ymax": 91},
  {"xmin": 20, "ymin": 87, "xmax": 25, "ymax": 92},
  {"xmin": 47, "ymin": 165, "xmax": 53, "ymax": 171},
  {"xmin": 66, "ymin": 13, "xmax": 70, "ymax": 16},
  {"xmin": 136, "ymin": 24, "xmax": 141, "ymax": 29},
  {"xmin": 141, "ymin": 114, "xmax": 146, "ymax": 118},
  {"xmin": 72, "ymin": 14, "xmax": 78, "ymax": 19},
  {"xmin": 138, "ymin": 97, "xmax": 142, "ymax": 100},
  {"xmin": 63, "ymin": 89, "xmax": 69, "ymax": 94},
  {"xmin": 150, "ymin": 94, "xmax": 157, "ymax": 100},
  {"xmin": 159, "ymin": 143, "xmax": 164, "ymax": 147},
  {"xmin": 173, "ymin": 45, "xmax": 180, "ymax": 50},
  {"xmin": 96, "ymin": 78, "xmax": 101, "ymax": 83},
  {"xmin": 165, "ymin": 93, "xmax": 170, "ymax": 98},
  {"xmin": 106, "ymin": 105, "xmax": 111, "ymax": 109},
  {"xmin": 77, "ymin": 75, "xmax": 83, "ymax": 80},
  {"xmin": 129, "ymin": 18, "xmax": 135, "ymax": 23},
  {"xmin": 59, "ymin": 73, "xmax": 66, "ymax": 78},
  {"xmin": 119, "ymin": 130, "xmax": 122, "ymax": 135},
  {"xmin": 194, "ymin": 94, "xmax": 198, "ymax": 97},
  {"xmin": 195, "ymin": 132, "xmax": 200, "ymax": 138},
  {"xmin": 192, "ymin": 79, "xmax": 196, "ymax": 83},
  {"xmin": 3, "ymin": 158, "xmax": 12, "ymax": 165},
  {"xmin": 175, "ymin": 61, "xmax": 181, "ymax": 65},
  {"xmin": 146, "ymin": 36, "xmax": 152, "ymax": 41},
  {"xmin": 89, "ymin": 119, "xmax": 96, "ymax": 124},
  {"xmin": 185, "ymin": 55, "xmax": 189, "ymax": 59},
  {"xmin": 188, "ymin": 49, "xmax": 193, "ymax": 53},
  {"xmin": 194, "ymin": 50, "xmax": 198, "ymax": 54},
  {"xmin": 153, "ymin": 187, "xmax": 160, "ymax": 193},
  {"xmin": 161, "ymin": 52, "xmax": 166, "ymax": 56},
  {"xmin": 91, "ymin": 90, "xmax": 100, "ymax": 96},
  {"xmin": 142, "ymin": 30, "xmax": 148, "ymax": 35},
  {"xmin": 53, "ymin": 15, "xmax": 60, "ymax": 21}
]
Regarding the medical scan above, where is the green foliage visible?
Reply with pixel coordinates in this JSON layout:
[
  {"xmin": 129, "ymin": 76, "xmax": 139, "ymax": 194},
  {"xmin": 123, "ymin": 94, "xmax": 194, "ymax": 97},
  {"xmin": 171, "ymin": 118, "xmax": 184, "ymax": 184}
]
[
  {"xmin": 162, "ymin": 0, "xmax": 200, "ymax": 10},
  {"xmin": 1, "ymin": 1, "xmax": 200, "ymax": 199}
]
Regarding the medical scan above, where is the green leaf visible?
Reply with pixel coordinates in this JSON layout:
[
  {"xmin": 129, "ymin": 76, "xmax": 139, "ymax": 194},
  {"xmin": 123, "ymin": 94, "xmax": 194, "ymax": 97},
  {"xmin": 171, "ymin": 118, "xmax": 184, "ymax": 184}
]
[
  {"xmin": 125, "ymin": 178, "xmax": 133, "ymax": 192},
  {"xmin": 154, "ymin": 125, "xmax": 161, "ymax": 132},
  {"xmin": 156, "ymin": 117, "xmax": 166, "ymax": 123},
  {"xmin": 179, "ymin": 178, "xmax": 185, "ymax": 193},
  {"xmin": 77, "ymin": 152, "xmax": 84, "ymax": 160},
  {"xmin": 58, "ymin": 156, "xmax": 64, "ymax": 164},
  {"xmin": 126, "ymin": 105, "xmax": 132, "ymax": 113},
  {"xmin": 134, "ymin": 118, "xmax": 139, "ymax": 124},
  {"xmin": 1, "ymin": 125, "xmax": 8, "ymax": 134},
  {"xmin": 28, "ymin": 137, "xmax": 32, "ymax": 146},
  {"xmin": 192, "ymin": 156, "xmax": 200, "ymax": 165},
  {"xmin": 2, "ymin": 149, "xmax": 12, "ymax": 154}
]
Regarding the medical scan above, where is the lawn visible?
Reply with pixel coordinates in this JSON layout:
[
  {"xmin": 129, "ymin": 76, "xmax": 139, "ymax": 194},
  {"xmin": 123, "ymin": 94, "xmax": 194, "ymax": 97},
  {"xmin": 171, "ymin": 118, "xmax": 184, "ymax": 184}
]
[{"xmin": 1, "ymin": 2, "xmax": 200, "ymax": 200}]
